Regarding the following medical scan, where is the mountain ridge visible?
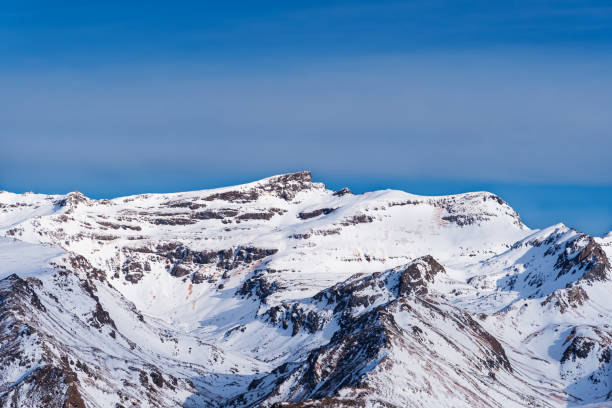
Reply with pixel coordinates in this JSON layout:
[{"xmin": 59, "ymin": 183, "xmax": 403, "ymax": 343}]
[{"xmin": 0, "ymin": 172, "xmax": 610, "ymax": 407}]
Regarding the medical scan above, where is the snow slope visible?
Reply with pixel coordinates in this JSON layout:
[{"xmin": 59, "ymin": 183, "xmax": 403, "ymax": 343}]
[{"xmin": 0, "ymin": 172, "xmax": 609, "ymax": 407}]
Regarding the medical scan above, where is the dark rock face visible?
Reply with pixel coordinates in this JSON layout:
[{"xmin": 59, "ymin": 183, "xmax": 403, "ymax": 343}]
[
  {"xmin": 561, "ymin": 336, "xmax": 596, "ymax": 363},
  {"xmin": 150, "ymin": 371, "xmax": 164, "ymax": 388},
  {"xmin": 171, "ymin": 263, "xmax": 191, "ymax": 278},
  {"xmin": 333, "ymin": 188, "xmax": 353, "ymax": 197},
  {"xmin": 339, "ymin": 214, "xmax": 374, "ymax": 226},
  {"xmin": 0, "ymin": 364, "xmax": 87, "ymax": 408},
  {"xmin": 151, "ymin": 216, "xmax": 197, "ymax": 226},
  {"xmin": 238, "ymin": 275, "xmax": 285, "ymax": 303},
  {"xmin": 191, "ymin": 271, "xmax": 206, "ymax": 284},
  {"xmin": 265, "ymin": 304, "xmax": 327, "ymax": 336},
  {"xmin": 122, "ymin": 258, "xmax": 146, "ymax": 283},
  {"xmin": 89, "ymin": 301, "xmax": 117, "ymax": 329},
  {"xmin": 56, "ymin": 191, "xmax": 90, "ymax": 209},
  {"xmin": 96, "ymin": 220, "xmax": 142, "ymax": 231},
  {"xmin": 204, "ymin": 190, "xmax": 261, "ymax": 203},
  {"xmin": 560, "ymin": 327, "xmax": 611, "ymax": 364},
  {"xmin": 298, "ymin": 208, "xmax": 337, "ymax": 220},
  {"xmin": 261, "ymin": 172, "xmax": 316, "ymax": 201},
  {"xmin": 0, "ymin": 274, "xmax": 46, "ymax": 313},
  {"xmin": 0, "ymin": 275, "xmax": 86, "ymax": 408},
  {"xmin": 142, "ymin": 199, "xmax": 286, "ymax": 225},
  {"xmin": 162, "ymin": 200, "xmax": 207, "ymax": 210},
  {"xmin": 297, "ymin": 310, "xmax": 391, "ymax": 398},
  {"xmin": 204, "ymin": 171, "xmax": 315, "ymax": 203},
  {"xmin": 555, "ymin": 235, "xmax": 611, "ymax": 282},
  {"xmin": 192, "ymin": 209, "xmax": 239, "ymax": 219},
  {"xmin": 124, "ymin": 243, "xmax": 278, "ymax": 284},
  {"xmin": 237, "ymin": 208, "xmax": 286, "ymax": 221},
  {"xmin": 397, "ymin": 255, "xmax": 445, "ymax": 297},
  {"xmin": 196, "ymin": 247, "xmax": 279, "ymax": 272},
  {"xmin": 541, "ymin": 286, "xmax": 589, "ymax": 313},
  {"xmin": 441, "ymin": 214, "xmax": 479, "ymax": 226},
  {"xmin": 65, "ymin": 254, "xmax": 106, "ymax": 282}
]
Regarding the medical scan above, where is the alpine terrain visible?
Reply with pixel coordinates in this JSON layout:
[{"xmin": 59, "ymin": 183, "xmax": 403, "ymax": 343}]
[{"xmin": 0, "ymin": 171, "xmax": 610, "ymax": 408}]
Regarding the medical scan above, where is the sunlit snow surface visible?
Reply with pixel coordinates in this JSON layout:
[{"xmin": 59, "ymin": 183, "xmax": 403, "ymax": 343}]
[
  {"xmin": 0, "ymin": 237, "xmax": 64, "ymax": 279},
  {"xmin": 0, "ymin": 174, "xmax": 610, "ymax": 407}
]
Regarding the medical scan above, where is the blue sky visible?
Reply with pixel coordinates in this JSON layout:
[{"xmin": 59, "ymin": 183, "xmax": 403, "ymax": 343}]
[{"xmin": 1, "ymin": 1, "xmax": 611, "ymax": 235}]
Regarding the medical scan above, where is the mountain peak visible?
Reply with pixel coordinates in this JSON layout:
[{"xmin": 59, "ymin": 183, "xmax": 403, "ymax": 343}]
[
  {"xmin": 260, "ymin": 170, "xmax": 312, "ymax": 184},
  {"xmin": 194, "ymin": 171, "xmax": 321, "ymax": 203},
  {"xmin": 252, "ymin": 171, "xmax": 320, "ymax": 200},
  {"xmin": 57, "ymin": 191, "xmax": 91, "ymax": 208},
  {"xmin": 1, "ymin": 174, "xmax": 610, "ymax": 407}
]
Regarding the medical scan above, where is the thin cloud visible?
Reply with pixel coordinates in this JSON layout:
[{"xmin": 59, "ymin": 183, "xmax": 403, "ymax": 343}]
[{"xmin": 1, "ymin": 51, "xmax": 611, "ymax": 187}]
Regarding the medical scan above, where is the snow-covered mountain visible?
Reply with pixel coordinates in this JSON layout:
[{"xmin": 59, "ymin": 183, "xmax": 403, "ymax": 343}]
[{"xmin": 0, "ymin": 171, "xmax": 610, "ymax": 407}]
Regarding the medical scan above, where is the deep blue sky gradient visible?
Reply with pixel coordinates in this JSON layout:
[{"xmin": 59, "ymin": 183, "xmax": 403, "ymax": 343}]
[{"xmin": 1, "ymin": 1, "xmax": 611, "ymax": 235}]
